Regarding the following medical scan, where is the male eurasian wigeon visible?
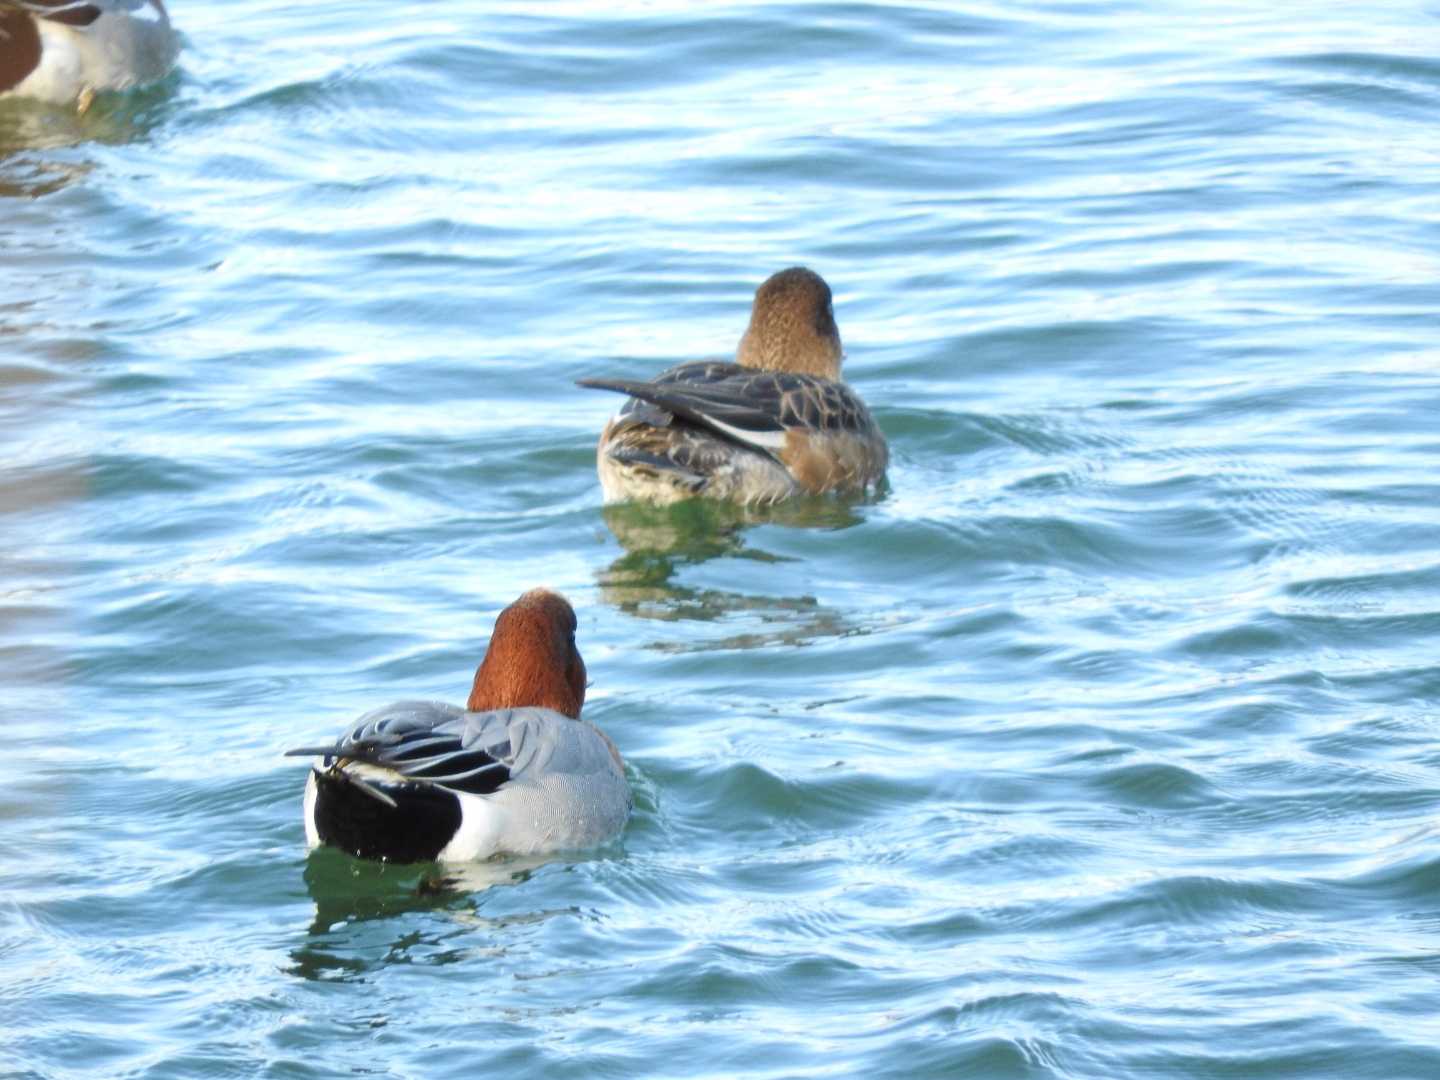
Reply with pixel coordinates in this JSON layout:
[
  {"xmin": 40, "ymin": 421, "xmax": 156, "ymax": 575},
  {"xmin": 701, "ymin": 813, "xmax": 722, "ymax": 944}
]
[
  {"xmin": 287, "ymin": 589, "xmax": 630, "ymax": 864},
  {"xmin": 0, "ymin": 1, "xmax": 177, "ymax": 110},
  {"xmin": 578, "ymin": 267, "xmax": 888, "ymax": 506}
]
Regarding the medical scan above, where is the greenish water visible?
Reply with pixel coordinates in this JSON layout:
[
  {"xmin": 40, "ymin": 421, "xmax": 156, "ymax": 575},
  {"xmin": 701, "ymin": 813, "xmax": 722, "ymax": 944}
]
[{"xmin": 4, "ymin": 2, "xmax": 1440, "ymax": 1077}]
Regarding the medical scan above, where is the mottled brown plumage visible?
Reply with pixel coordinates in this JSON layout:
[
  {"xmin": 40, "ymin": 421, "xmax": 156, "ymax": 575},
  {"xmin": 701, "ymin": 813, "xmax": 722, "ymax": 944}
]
[
  {"xmin": 0, "ymin": 9, "xmax": 42, "ymax": 93},
  {"xmin": 579, "ymin": 267, "xmax": 888, "ymax": 505},
  {"xmin": 736, "ymin": 266, "xmax": 844, "ymax": 378}
]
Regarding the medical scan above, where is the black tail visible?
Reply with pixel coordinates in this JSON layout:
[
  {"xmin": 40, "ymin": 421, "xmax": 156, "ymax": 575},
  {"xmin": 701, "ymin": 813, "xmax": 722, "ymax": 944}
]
[{"xmin": 310, "ymin": 769, "xmax": 462, "ymax": 863}]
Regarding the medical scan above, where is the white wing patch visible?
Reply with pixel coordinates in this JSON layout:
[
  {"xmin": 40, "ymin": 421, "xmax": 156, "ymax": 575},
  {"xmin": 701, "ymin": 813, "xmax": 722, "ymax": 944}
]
[{"xmin": 702, "ymin": 415, "xmax": 788, "ymax": 453}]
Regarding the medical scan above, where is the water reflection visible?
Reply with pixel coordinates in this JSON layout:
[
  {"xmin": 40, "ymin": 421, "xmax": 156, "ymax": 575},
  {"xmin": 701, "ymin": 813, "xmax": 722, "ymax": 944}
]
[
  {"xmin": 596, "ymin": 498, "xmax": 871, "ymax": 650},
  {"xmin": 298, "ymin": 847, "xmax": 550, "ymax": 935},
  {"xmin": 0, "ymin": 100, "xmax": 89, "ymax": 156},
  {"xmin": 0, "ymin": 83, "xmax": 175, "ymax": 193},
  {"xmin": 0, "ymin": 152, "xmax": 91, "ymax": 197},
  {"xmin": 289, "ymin": 848, "xmax": 573, "ymax": 981}
]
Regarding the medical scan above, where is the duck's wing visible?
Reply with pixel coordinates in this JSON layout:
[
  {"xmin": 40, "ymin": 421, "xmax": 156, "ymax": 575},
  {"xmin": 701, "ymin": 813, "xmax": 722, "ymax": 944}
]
[
  {"xmin": 286, "ymin": 700, "xmax": 515, "ymax": 797},
  {"xmin": 5, "ymin": 1, "xmax": 164, "ymax": 25},
  {"xmin": 285, "ymin": 701, "xmax": 610, "ymax": 797},
  {"xmin": 4, "ymin": 2, "xmax": 102, "ymax": 26},
  {"xmin": 579, "ymin": 361, "xmax": 877, "ymax": 456}
]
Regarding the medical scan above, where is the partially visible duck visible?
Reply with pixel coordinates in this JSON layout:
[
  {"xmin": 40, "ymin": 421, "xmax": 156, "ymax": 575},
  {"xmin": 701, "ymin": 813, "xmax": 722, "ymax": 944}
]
[
  {"xmin": 578, "ymin": 267, "xmax": 888, "ymax": 506},
  {"xmin": 286, "ymin": 589, "xmax": 630, "ymax": 864},
  {"xmin": 0, "ymin": 1, "xmax": 177, "ymax": 110}
]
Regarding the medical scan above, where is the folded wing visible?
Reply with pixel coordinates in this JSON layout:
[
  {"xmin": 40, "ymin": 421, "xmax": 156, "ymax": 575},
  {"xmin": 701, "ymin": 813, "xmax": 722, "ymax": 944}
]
[
  {"xmin": 6, "ymin": 2, "xmax": 103, "ymax": 27},
  {"xmin": 578, "ymin": 360, "xmax": 876, "ymax": 458},
  {"xmin": 286, "ymin": 701, "xmax": 516, "ymax": 796}
]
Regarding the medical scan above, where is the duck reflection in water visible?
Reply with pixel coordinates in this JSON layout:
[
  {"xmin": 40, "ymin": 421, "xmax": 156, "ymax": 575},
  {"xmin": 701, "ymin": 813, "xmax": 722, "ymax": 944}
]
[
  {"xmin": 290, "ymin": 848, "xmax": 576, "ymax": 981},
  {"xmin": 596, "ymin": 497, "xmax": 869, "ymax": 651},
  {"xmin": 298, "ymin": 845, "xmax": 552, "ymax": 933},
  {"xmin": 0, "ymin": 82, "xmax": 175, "ymax": 184}
]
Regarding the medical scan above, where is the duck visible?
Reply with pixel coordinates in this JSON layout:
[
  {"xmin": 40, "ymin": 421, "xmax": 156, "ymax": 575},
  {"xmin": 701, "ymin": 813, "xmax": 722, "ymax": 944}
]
[
  {"xmin": 577, "ymin": 267, "xmax": 888, "ymax": 506},
  {"xmin": 286, "ymin": 589, "xmax": 630, "ymax": 864},
  {"xmin": 0, "ymin": 1, "xmax": 178, "ymax": 111}
]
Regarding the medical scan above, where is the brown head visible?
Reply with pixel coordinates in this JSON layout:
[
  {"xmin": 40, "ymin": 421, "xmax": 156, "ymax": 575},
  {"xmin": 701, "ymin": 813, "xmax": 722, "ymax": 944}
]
[
  {"xmin": 466, "ymin": 589, "xmax": 587, "ymax": 719},
  {"xmin": 735, "ymin": 267, "xmax": 844, "ymax": 380}
]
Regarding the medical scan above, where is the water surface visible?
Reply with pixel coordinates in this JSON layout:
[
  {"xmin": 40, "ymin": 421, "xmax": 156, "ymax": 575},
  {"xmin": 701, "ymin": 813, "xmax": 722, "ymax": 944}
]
[{"xmin": 4, "ymin": 2, "xmax": 1440, "ymax": 1077}]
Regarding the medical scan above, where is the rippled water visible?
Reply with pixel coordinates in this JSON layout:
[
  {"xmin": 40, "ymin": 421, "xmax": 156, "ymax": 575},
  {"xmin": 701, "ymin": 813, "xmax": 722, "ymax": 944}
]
[{"xmin": 4, "ymin": 1, "xmax": 1440, "ymax": 1076}]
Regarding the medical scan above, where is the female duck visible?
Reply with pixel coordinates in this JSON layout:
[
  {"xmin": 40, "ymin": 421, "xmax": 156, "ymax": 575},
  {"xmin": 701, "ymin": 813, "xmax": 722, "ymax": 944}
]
[
  {"xmin": 287, "ymin": 589, "xmax": 630, "ymax": 864},
  {"xmin": 0, "ymin": 1, "xmax": 177, "ymax": 109},
  {"xmin": 578, "ymin": 267, "xmax": 888, "ymax": 505}
]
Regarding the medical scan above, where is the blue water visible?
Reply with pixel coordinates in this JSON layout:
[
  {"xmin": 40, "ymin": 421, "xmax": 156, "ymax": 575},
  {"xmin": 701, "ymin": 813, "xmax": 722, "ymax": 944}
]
[{"xmin": 4, "ymin": 1, "xmax": 1440, "ymax": 1076}]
